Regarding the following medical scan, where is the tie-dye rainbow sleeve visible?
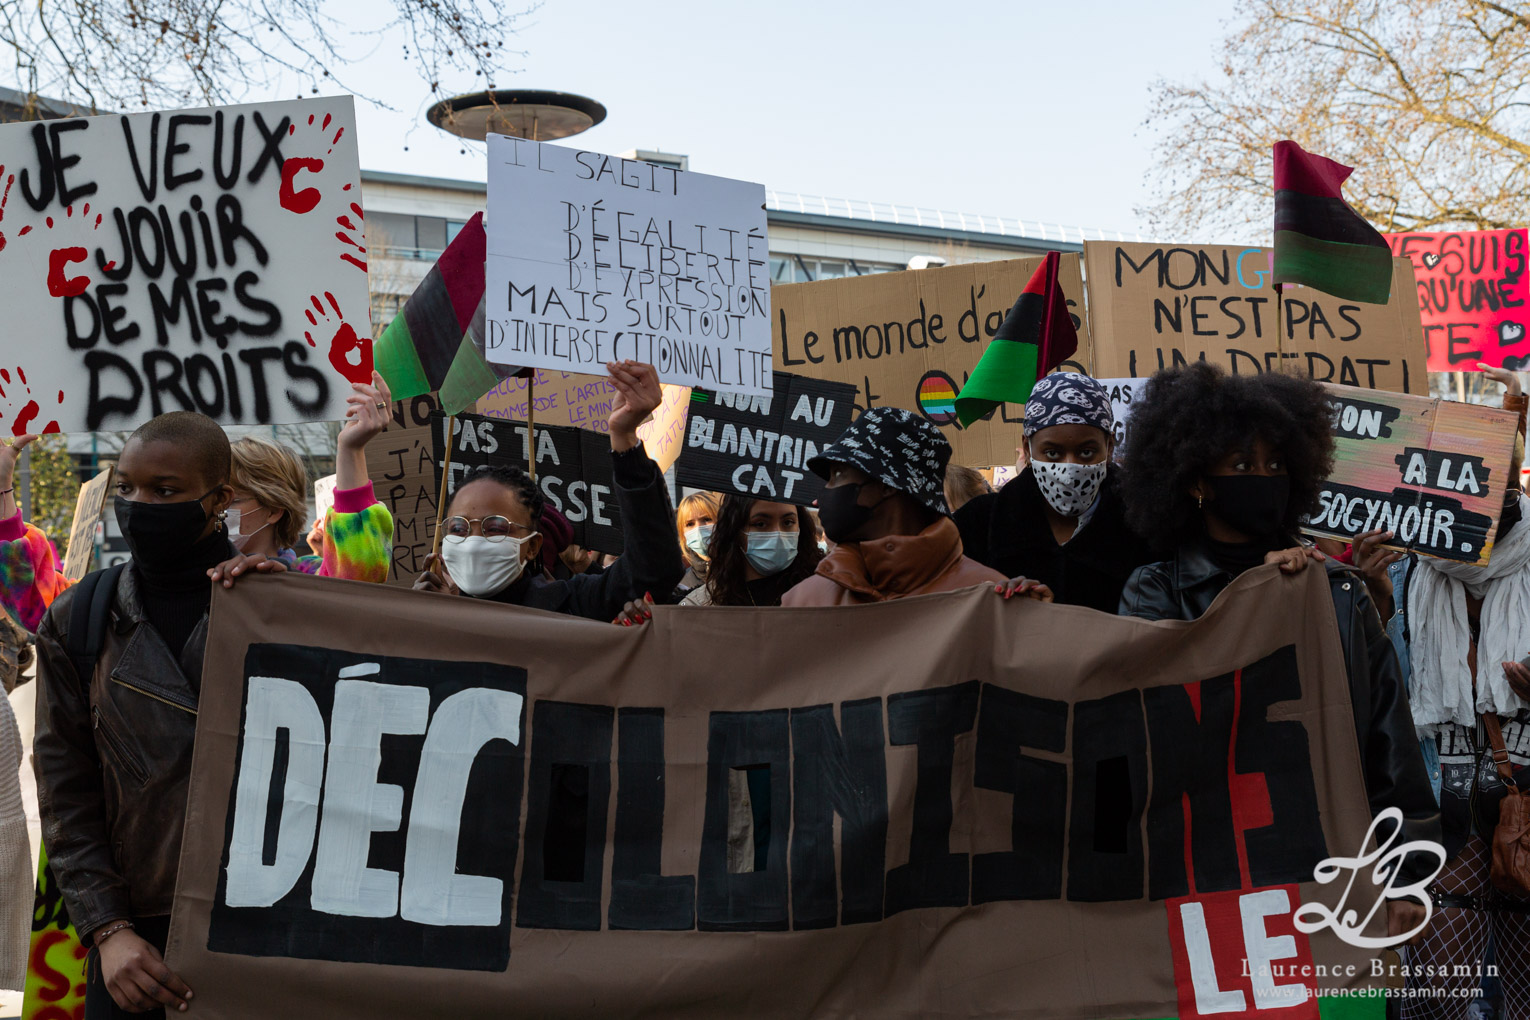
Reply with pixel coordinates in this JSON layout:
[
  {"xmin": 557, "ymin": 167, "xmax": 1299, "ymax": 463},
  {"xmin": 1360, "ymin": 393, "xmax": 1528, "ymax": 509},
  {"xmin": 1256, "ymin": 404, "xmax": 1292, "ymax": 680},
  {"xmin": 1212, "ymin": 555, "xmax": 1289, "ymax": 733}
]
[
  {"xmin": 318, "ymin": 483, "xmax": 393, "ymax": 583},
  {"xmin": 0, "ymin": 512, "xmax": 72, "ymax": 631}
]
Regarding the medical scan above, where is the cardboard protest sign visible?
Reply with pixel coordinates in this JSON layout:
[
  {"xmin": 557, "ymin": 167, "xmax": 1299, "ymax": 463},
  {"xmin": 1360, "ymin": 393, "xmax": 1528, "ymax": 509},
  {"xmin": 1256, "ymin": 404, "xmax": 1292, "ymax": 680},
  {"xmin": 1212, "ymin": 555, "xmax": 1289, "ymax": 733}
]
[
  {"xmin": 476, "ymin": 368, "xmax": 691, "ymax": 473},
  {"xmin": 61, "ymin": 464, "xmax": 113, "ymax": 580},
  {"xmin": 675, "ymin": 371, "xmax": 857, "ymax": 504},
  {"xmin": 0, "ymin": 97, "xmax": 371, "ymax": 433},
  {"xmin": 365, "ymin": 397, "xmax": 441, "ymax": 587},
  {"xmin": 1307, "ymin": 385, "xmax": 1521, "ymax": 563},
  {"xmin": 773, "ymin": 256, "xmax": 1092, "ymax": 467},
  {"xmin": 1084, "ymin": 242, "xmax": 1427, "ymax": 395},
  {"xmin": 1384, "ymin": 229, "xmax": 1529, "ymax": 372},
  {"xmin": 430, "ymin": 410, "xmax": 623, "ymax": 554},
  {"xmin": 484, "ymin": 138, "xmax": 771, "ymax": 395},
  {"xmin": 171, "ymin": 568, "xmax": 1401, "ymax": 1019}
]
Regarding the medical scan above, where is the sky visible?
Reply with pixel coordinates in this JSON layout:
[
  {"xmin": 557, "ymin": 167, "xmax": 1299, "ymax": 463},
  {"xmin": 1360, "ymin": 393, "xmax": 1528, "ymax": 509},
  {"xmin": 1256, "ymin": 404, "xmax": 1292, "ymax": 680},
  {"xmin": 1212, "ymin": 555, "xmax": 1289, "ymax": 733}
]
[{"xmin": 332, "ymin": 0, "xmax": 1239, "ymax": 238}]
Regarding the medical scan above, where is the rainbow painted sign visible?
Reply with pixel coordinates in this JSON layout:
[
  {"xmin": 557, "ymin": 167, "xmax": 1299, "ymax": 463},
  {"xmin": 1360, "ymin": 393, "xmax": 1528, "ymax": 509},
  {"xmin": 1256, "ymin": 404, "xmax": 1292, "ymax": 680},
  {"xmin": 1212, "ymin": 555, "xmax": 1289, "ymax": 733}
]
[
  {"xmin": 915, "ymin": 371, "xmax": 958, "ymax": 426},
  {"xmin": 1384, "ymin": 229, "xmax": 1529, "ymax": 372},
  {"xmin": 1305, "ymin": 384, "xmax": 1520, "ymax": 564}
]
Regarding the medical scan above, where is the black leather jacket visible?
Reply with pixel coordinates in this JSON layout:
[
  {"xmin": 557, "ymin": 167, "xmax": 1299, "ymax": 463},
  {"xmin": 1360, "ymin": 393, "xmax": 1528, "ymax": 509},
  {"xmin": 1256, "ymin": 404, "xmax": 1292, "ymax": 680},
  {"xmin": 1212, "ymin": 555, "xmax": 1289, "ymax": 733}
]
[
  {"xmin": 1120, "ymin": 537, "xmax": 1443, "ymax": 883},
  {"xmin": 33, "ymin": 566, "xmax": 204, "ymax": 942}
]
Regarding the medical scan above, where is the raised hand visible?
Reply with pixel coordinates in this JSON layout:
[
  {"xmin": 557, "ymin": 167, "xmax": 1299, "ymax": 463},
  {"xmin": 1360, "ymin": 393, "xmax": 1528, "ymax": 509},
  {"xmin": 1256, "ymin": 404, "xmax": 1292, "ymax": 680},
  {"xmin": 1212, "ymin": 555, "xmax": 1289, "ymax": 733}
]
[{"xmin": 606, "ymin": 361, "xmax": 662, "ymax": 451}]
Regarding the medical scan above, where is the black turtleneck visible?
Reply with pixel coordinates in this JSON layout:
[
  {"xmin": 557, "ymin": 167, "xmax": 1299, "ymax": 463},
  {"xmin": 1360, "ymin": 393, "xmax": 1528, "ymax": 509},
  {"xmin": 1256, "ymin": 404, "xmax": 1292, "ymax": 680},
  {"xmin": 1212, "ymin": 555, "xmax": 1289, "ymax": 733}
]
[
  {"xmin": 1207, "ymin": 537, "xmax": 1282, "ymax": 578},
  {"xmin": 134, "ymin": 528, "xmax": 233, "ymax": 657}
]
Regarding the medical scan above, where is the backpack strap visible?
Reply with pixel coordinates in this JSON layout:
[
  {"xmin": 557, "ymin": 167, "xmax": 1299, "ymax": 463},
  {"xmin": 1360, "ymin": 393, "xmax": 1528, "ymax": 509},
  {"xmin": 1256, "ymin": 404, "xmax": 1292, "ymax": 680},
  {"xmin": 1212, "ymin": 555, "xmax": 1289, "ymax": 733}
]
[{"xmin": 65, "ymin": 562, "xmax": 126, "ymax": 683}]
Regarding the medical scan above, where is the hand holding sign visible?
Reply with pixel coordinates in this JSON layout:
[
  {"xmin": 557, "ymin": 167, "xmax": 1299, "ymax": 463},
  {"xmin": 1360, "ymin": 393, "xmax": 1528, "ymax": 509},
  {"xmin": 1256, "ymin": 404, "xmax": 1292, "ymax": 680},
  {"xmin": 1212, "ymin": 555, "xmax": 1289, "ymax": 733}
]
[
  {"xmin": 0, "ymin": 432, "xmax": 38, "ymax": 517},
  {"xmin": 413, "ymin": 551, "xmax": 459, "ymax": 596}
]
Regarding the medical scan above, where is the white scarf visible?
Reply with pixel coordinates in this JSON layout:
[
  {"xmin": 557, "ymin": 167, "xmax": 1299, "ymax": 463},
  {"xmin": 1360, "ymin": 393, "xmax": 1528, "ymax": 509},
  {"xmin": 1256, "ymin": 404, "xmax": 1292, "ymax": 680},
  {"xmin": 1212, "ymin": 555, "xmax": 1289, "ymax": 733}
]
[{"xmin": 1408, "ymin": 493, "xmax": 1530, "ymax": 732}]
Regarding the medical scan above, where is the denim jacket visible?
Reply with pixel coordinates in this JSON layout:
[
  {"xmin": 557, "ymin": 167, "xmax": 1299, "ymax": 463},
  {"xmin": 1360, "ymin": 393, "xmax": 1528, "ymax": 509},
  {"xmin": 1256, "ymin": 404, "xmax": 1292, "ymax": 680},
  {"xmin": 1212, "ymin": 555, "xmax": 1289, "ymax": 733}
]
[{"xmin": 1384, "ymin": 555, "xmax": 1443, "ymax": 800}]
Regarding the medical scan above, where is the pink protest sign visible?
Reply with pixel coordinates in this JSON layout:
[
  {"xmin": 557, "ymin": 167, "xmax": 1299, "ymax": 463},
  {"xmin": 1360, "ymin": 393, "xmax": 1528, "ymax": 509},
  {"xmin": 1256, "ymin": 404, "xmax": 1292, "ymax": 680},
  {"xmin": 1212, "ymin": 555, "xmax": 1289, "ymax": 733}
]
[{"xmin": 1384, "ymin": 229, "xmax": 1529, "ymax": 372}]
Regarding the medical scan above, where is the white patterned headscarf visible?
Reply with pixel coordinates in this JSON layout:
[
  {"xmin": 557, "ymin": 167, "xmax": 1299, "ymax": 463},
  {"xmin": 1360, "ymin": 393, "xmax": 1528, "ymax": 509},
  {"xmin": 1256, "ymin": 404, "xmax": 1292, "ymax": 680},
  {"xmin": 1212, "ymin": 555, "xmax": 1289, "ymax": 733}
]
[{"xmin": 1023, "ymin": 373, "xmax": 1114, "ymax": 438}]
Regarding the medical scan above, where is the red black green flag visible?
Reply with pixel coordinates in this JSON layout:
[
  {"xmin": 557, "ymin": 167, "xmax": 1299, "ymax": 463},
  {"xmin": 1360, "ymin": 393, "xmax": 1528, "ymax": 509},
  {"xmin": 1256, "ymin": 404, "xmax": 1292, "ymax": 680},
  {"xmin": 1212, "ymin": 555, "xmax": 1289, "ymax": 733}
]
[
  {"xmin": 953, "ymin": 251, "xmax": 1078, "ymax": 428},
  {"xmin": 1272, "ymin": 141, "xmax": 1392, "ymax": 305},
  {"xmin": 373, "ymin": 212, "xmax": 520, "ymax": 413}
]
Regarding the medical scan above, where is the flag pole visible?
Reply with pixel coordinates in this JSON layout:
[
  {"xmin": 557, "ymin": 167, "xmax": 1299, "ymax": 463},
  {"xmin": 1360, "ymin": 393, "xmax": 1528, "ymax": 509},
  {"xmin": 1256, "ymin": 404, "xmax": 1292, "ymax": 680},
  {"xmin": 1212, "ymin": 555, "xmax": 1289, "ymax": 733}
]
[
  {"xmin": 432, "ymin": 414, "xmax": 456, "ymax": 560},
  {"xmin": 526, "ymin": 378, "xmax": 537, "ymax": 482}
]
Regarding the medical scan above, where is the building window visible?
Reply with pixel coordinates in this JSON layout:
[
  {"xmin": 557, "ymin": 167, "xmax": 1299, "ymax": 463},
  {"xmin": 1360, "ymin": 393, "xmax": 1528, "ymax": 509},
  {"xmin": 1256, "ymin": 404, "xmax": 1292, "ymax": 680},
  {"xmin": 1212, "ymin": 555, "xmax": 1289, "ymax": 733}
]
[
  {"xmin": 767, "ymin": 255, "xmax": 903, "ymax": 284},
  {"xmin": 368, "ymin": 213, "xmax": 480, "ymax": 260}
]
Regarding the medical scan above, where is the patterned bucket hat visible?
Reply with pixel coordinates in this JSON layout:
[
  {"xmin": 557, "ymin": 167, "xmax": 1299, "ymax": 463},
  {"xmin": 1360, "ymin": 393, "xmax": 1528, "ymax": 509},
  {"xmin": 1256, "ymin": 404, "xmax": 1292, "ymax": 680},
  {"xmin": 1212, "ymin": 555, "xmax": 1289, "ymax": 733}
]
[{"xmin": 807, "ymin": 407, "xmax": 952, "ymax": 516}]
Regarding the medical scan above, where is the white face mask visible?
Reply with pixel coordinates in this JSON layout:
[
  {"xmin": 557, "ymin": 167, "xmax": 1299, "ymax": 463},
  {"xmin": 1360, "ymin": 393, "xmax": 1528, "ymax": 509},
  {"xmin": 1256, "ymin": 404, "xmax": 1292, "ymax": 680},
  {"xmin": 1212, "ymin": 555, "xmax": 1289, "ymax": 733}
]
[
  {"xmin": 441, "ymin": 534, "xmax": 531, "ymax": 597},
  {"xmin": 1031, "ymin": 460, "xmax": 1108, "ymax": 518},
  {"xmin": 684, "ymin": 523, "xmax": 713, "ymax": 561},
  {"xmin": 226, "ymin": 507, "xmax": 274, "ymax": 553}
]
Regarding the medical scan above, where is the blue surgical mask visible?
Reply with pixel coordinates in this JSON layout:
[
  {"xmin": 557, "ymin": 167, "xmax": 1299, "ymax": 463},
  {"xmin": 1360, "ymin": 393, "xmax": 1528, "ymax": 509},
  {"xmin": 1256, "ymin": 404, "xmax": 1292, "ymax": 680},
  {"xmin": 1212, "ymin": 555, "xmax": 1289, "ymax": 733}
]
[
  {"xmin": 744, "ymin": 531, "xmax": 798, "ymax": 576},
  {"xmin": 684, "ymin": 524, "xmax": 713, "ymax": 561}
]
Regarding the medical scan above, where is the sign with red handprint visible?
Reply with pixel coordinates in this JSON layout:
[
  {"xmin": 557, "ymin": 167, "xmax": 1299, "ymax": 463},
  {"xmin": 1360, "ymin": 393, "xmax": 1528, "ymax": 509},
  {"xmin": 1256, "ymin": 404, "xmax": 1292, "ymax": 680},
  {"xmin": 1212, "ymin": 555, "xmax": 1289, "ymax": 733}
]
[{"xmin": 0, "ymin": 95, "xmax": 371, "ymax": 432}]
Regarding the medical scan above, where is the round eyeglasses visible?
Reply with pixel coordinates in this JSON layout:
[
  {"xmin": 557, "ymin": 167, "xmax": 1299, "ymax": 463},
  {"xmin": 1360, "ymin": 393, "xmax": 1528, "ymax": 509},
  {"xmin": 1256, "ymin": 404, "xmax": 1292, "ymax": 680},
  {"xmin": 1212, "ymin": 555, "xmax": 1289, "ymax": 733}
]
[{"xmin": 442, "ymin": 515, "xmax": 535, "ymax": 543}]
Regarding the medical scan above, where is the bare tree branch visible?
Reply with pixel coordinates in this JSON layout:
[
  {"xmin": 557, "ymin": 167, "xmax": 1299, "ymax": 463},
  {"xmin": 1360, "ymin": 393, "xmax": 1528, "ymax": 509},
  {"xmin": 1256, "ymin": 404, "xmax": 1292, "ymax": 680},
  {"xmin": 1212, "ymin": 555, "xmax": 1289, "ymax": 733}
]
[
  {"xmin": 1141, "ymin": 0, "xmax": 1530, "ymax": 242},
  {"xmin": 0, "ymin": 0, "xmax": 538, "ymax": 115}
]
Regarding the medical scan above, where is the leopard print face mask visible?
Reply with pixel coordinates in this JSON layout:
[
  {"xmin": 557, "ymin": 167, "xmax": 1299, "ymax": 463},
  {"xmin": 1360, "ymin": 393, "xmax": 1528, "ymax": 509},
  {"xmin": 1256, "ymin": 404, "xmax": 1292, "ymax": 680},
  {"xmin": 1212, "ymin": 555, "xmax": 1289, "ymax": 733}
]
[{"xmin": 1031, "ymin": 460, "xmax": 1107, "ymax": 518}]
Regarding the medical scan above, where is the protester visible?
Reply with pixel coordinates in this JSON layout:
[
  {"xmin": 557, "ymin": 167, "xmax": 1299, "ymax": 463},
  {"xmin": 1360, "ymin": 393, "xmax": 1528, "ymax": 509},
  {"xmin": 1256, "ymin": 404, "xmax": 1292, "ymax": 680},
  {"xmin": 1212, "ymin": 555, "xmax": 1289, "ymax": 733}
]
[
  {"xmin": 677, "ymin": 496, "xmax": 823, "ymax": 607},
  {"xmin": 1116, "ymin": 363, "xmax": 1442, "ymax": 943},
  {"xmin": 1372, "ymin": 366, "xmax": 1530, "ymax": 1018},
  {"xmin": 942, "ymin": 464, "xmax": 991, "ymax": 514},
  {"xmin": 955, "ymin": 372, "xmax": 1153, "ymax": 612},
  {"xmin": 414, "ymin": 361, "xmax": 683, "ymax": 620},
  {"xmin": 781, "ymin": 408, "xmax": 1004, "ymax": 606},
  {"xmin": 34, "ymin": 411, "xmax": 236, "ymax": 1016},
  {"xmin": 675, "ymin": 491, "xmax": 722, "ymax": 593},
  {"xmin": 0, "ymin": 435, "xmax": 71, "ymax": 632},
  {"xmin": 207, "ymin": 372, "xmax": 394, "ymax": 587}
]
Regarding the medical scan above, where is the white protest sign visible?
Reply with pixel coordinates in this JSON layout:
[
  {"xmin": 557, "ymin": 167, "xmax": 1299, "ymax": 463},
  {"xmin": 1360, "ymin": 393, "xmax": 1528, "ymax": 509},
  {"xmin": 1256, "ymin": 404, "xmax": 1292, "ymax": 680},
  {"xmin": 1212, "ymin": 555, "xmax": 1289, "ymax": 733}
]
[
  {"xmin": 1097, "ymin": 377, "xmax": 1145, "ymax": 447},
  {"xmin": 483, "ymin": 137, "xmax": 772, "ymax": 396},
  {"xmin": 313, "ymin": 473, "xmax": 338, "ymax": 523},
  {"xmin": 0, "ymin": 96, "xmax": 370, "ymax": 434}
]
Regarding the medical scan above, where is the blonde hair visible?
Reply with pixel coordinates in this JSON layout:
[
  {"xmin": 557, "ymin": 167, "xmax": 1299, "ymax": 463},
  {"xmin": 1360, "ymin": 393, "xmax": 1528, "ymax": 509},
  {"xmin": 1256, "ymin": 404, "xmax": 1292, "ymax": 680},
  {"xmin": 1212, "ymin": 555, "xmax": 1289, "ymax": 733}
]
[
  {"xmin": 229, "ymin": 437, "xmax": 309, "ymax": 550},
  {"xmin": 675, "ymin": 491, "xmax": 722, "ymax": 564},
  {"xmin": 943, "ymin": 464, "xmax": 991, "ymax": 513}
]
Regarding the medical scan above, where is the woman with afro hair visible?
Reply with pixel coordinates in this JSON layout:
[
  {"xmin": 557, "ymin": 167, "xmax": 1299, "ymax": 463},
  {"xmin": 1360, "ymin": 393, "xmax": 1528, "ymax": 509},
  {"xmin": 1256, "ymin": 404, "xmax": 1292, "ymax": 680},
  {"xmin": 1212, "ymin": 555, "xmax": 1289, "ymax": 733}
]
[{"xmin": 1118, "ymin": 362, "xmax": 1441, "ymax": 944}]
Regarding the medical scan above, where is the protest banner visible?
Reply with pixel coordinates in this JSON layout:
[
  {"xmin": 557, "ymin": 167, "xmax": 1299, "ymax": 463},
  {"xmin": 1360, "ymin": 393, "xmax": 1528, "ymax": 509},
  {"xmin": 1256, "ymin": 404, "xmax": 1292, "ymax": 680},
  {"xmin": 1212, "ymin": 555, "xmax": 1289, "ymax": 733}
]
[
  {"xmin": 773, "ymin": 256, "xmax": 1092, "ymax": 467},
  {"xmin": 169, "ymin": 568, "xmax": 1401, "ymax": 1019},
  {"xmin": 675, "ymin": 371, "xmax": 857, "ymax": 504},
  {"xmin": 1084, "ymin": 242, "xmax": 1427, "ymax": 395},
  {"xmin": 483, "ymin": 138, "xmax": 771, "ymax": 395},
  {"xmin": 1306, "ymin": 384, "xmax": 1521, "ymax": 563},
  {"xmin": 0, "ymin": 97, "xmax": 370, "ymax": 433},
  {"xmin": 476, "ymin": 368, "xmax": 691, "ymax": 473},
  {"xmin": 61, "ymin": 463, "xmax": 113, "ymax": 580},
  {"xmin": 1384, "ymin": 229, "xmax": 1529, "ymax": 372},
  {"xmin": 430, "ymin": 410, "xmax": 623, "ymax": 553},
  {"xmin": 366, "ymin": 396, "xmax": 441, "ymax": 587}
]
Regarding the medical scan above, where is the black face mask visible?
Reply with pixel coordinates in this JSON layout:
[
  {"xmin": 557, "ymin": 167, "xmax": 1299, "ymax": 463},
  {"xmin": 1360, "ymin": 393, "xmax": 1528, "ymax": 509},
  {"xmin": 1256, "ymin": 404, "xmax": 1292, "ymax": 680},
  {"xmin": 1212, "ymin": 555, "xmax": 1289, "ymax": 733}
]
[
  {"xmin": 1204, "ymin": 474, "xmax": 1290, "ymax": 540},
  {"xmin": 115, "ymin": 492, "xmax": 218, "ymax": 570},
  {"xmin": 818, "ymin": 483, "xmax": 877, "ymax": 544}
]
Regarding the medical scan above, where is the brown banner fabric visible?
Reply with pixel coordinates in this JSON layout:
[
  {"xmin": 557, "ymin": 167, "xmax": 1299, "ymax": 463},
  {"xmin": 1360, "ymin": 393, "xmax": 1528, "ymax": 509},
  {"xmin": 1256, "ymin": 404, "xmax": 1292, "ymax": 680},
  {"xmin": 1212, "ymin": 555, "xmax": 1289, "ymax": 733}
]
[{"xmin": 168, "ymin": 567, "xmax": 1391, "ymax": 1019}]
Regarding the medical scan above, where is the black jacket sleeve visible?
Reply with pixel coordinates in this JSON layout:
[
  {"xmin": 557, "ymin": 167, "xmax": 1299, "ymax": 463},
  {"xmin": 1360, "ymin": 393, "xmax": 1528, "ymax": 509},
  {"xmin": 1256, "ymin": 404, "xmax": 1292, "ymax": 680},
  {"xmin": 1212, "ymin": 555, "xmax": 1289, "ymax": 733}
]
[
  {"xmin": 532, "ymin": 443, "xmax": 682, "ymax": 621},
  {"xmin": 1117, "ymin": 562, "xmax": 1178, "ymax": 621},
  {"xmin": 31, "ymin": 588, "xmax": 132, "ymax": 941},
  {"xmin": 952, "ymin": 492, "xmax": 997, "ymax": 569},
  {"xmin": 1333, "ymin": 570, "xmax": 1443, "ymax": 886}
]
